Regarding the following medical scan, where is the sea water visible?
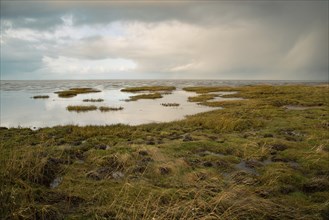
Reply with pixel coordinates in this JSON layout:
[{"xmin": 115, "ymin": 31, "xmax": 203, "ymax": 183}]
[{"xmin": 0, "ymin": 80, "xmax": 321, "ymax": 128}]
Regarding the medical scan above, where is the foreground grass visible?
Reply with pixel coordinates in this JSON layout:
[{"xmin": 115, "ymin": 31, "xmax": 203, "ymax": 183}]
[
  {"xmin": 55, "ymin": 88, "xmax": 101, "ymax": 98},
  {"xmin": 1, "ymin": 84, "xmax": 328, "ymax": 219}
]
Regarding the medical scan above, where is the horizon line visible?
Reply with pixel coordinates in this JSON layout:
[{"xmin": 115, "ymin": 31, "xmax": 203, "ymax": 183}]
[{"xmin": 0, "ymin": 79, "xmax": 327, "ymax": 82}]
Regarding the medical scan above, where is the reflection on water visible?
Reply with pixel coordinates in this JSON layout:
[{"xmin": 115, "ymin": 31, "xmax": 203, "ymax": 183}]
[
  {"xmin": 1, "ymin": 79, "xmax": 321, "ymax": 128},
  {"xmin": 0, "ymin": 88, "xmax": 219, "ymax": 128},
  {"xmin": 209, "ymin": 92, "xmax": 244, "ymax": 102}
]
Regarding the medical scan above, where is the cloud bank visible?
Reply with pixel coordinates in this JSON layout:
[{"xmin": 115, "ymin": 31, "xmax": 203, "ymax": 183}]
[{"xmin": 1, "ymin": 1, "xmax": 328, "ymax": 80}]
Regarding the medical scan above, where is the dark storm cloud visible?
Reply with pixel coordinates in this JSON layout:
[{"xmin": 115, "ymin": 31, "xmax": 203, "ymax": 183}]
[{"xmin": 0, "ymin": 0, "xmax": 328, "ymax": 80}]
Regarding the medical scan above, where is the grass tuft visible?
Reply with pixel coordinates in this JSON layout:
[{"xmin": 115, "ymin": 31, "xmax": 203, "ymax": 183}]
[
  {"xmin": 55, "ymin": 88, "xmax": 101, "ymax": 98},
  {"xmin": 32, "ymin": 95, "xmax": 50, "ymax": 99},
  {"xmin": 161, "ymin": 103, "xmax": 180, "ymax": 107},
  {"xmin": 121, "ymin": 86, "xmax": 176, "ymax": 92},
  {"xmin": 127, "ymin": 93, "xmax": 163, "ymax": 101},
  {"xmin": 188, "ymin": 94, "xmax": 217, "ymax": 102},
  {"xmin": 66, "ymin": 105, "xmax": 97, "ymax": 112},
  {"xmin": 99, "ymin": 106, "xmax": 124, "ymax": 112},
  {"xmin": 83, "ymin": 98, "xmax": 104, "ymax": 102}
]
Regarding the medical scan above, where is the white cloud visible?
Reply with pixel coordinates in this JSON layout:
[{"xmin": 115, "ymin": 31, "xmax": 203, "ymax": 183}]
[
  {"xmin": 61, "ymin": 14, "xmax": 74, "ymax": 26},
  {"xmin": 24, "ymin": 18, "xmax": 37, "ymax": 23},
  {"xmin": 42, "ymin": 56, "xmax": 137, "ymax": 75},
  {"xmin": 1, "ymin": 1, "xmax": 327, "ymax": 80},
  {"xmin": 62, "ymin": 21, "xmax": 287, "ymax": 76}
]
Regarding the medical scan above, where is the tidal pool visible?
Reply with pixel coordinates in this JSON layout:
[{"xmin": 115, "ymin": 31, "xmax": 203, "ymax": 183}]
[{"xmin": 0, "ymin": 88, "xmax": 223, "ymax": 128}]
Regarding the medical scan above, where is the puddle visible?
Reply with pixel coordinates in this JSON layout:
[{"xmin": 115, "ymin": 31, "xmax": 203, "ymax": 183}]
[
  {"xmin": 200, "ymin": 151, "xmax": 226, "ymax": 157},
  {"xmin": 262, "ymin": 157, "xmax": 299, "ymax": 169},
  {"xmin": 208, "ymin": 91, "xmax": 238, "ymax": 96},
  {"xmin": 0, "ymin": 89, "xmax": 221, "ymax": 127},
  {"xmin": 50, "ymin": 177, "xmax": 62, "ymax": 188},
  {"xmin": 207, "ymin": 91, "xmax": 244, "ymax": 102},
  {"xmin": 212, "ymin": 96, "xmax": 244, "ymax": 102},
  {"xmin": 263, "ymin": 158, "xmax": 273, "ymax": 165},
  {"xmin": 234, "ymin": 161, "xmax": 259, "ymax": 175}
]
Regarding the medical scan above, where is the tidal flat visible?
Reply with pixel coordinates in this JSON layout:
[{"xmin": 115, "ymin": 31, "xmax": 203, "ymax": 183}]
[{"xmin": 0, "ymin": 84, "xmax": 328, "ymax": 219}]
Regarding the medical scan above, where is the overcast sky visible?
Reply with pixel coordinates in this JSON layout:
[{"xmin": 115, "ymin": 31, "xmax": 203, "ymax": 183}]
[{"xmin": 1, "ymin": 1, "xmax": 328, "ymax": 80}]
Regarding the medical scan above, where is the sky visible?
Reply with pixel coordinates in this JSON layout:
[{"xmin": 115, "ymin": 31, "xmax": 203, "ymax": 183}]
[{"xmin": 0, "ymin": 1, "xmax": 328, "ymax": 80}]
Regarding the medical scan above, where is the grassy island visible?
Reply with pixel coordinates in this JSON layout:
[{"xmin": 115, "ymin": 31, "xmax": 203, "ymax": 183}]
[
  {"xmin": 83, "ymin": 98, "xmax": 104, "ymax": 102},
  {"xmin": 99, "ymin": 106, "xmax": 124, "ymax": 112},
  {"xmin": 55, "ymin": 88, "xmax": 101, "ymax": 98},
  {"xmin": 161, "ymin": 103, "xmax": 180, "ymax": 107},
  {"xmin": 128, "ymin": 93, "xmax": 163, "ymax": 101},
  {"xmin": 32, "ymin": 95, "xmax": 50, "ymax": 99},
  {"xmin": 1, "ymin": 84, "xmax": 328, "ymax": 219},
  {"xmin": 66, "ymin": 105, "xmax": 98, "ymax": 112},
  {"xmin": 121, "ymin": 86, "xmax": 176, "ymax": 93}
]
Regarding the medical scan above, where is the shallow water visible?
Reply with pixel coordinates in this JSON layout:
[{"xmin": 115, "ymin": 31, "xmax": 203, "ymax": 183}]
[
  {"xmin": 0, "ymin": 88, "xmax": 220, "ymax": 128},
  {"xmin": 0, "ymin": 80, "xmax": 323, "ymax": 128}
]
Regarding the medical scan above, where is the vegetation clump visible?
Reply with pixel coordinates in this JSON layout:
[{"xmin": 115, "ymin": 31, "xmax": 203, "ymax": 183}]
[
  {"xmin": 55, "ymin": 88, "xmax": 101, "ymax": 98},
  {"xmin": 83, "ymin": 98, "xmax": 104, "ymax": 102},
  {"xmin": 1, "ymin": 84, "xmax": 328, "ymax": 219},
  {"xmin": 161, "ymin": 103, "xmax": 180, "ymax": 107},
  {"xmin": 188, "ymin": 94, "xmax": 217, "ymax": 102},
  {"xmin": 127, "ymin": 93, "xmax": 163, "ymax": 101},
  {"xmin": 121, "ymin": 86, "xmax": 176, "ymax": 92},
  {"xmin": 99, "ymin": 106, "xmax": 124, "ymax": 112},
  {"xmin": 66, "ymin": 105, "xmax": 97, "ymax": 112},
  {"xmin": 32, "ymin": 95, "xmax": 49, "ymax": 99},
  {"xmin": 183, "ymin": 86, "xmax": 239, "ymax": 93}
]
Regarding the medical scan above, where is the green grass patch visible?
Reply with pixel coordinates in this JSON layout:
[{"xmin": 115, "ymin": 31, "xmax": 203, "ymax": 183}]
[
  {"xmin": 188, "ymin": 94, "xmax": 217, "ymax": 102},
  {"xmin": 55, "ymin": 88, "xmax": 101, "ymax": 98},
  {"xmin": 99, "ymin": 106, "xmax": 124, "ymax": 112},
  {"xmin": 128, "ymin": 93, "xmax": 163, "ymax": 101},
  {"xmin": 83, "ymin": 98, "xmax": 104, "ymax": 102},
  {"xmin": 161, "ymin": 103, "xmax": 180, "ymax": 107},
  {"xmin": 66, "ymin": 105, "xmax": 98, "ymax": 112},
  {"xmin": 32, "ymin": 95, "xmax": 50, "ymax": 99},
  {"xmin": 121, "ymin": 86, "xmax": 176, "ymax": 92},
  {"xmin": 183, "ymin": 86, "xmax": 240, "ymax": 93}
]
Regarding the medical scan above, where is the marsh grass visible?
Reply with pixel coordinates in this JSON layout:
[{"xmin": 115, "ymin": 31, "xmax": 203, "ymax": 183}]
[
  {"xmin": 55, "ymin": 88, "xmax": 101, "ymax": 98},
  {"xmin": 99, "ymin": 106, "xmax": 124, "ymax": 112},
  {"xmin": 32, "ymin": 95, "xmax": 50, "ymax": 99},
  {"xmin": 121, "ymin": 86, "xmax": 176, "ymax": 92},
  {"xmin": 66, "ymin": 105, "xmax": 97, "ymax": 112},
  {"xmin": 1, "ymin": 84, "xmax": 328, "ymax": 219},
  {"xmin": 161, "ymin": 103, "xmax": 180, "ymax": 107},
  {"xmin": 188, "ymin": 94, "xmax": 217, "ymax": 102},
  {"xmin": 183, "ymin": 86, "xmax": 240, "ymax": 93},
  {"xmin": 128, "ymin": 93, "xmax": 163, "ymax": 101},
  {"xmin": 83, "ymin": 98, "xmax": 104, "ymax": 102}
]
